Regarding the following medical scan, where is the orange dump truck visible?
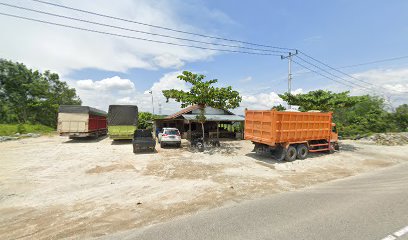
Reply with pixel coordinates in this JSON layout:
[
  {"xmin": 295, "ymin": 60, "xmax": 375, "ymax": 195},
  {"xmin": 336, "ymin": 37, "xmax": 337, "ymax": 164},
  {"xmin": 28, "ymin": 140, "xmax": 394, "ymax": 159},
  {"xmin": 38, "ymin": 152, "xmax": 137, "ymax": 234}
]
[{"xmin": 245, "ymin": 110, "xmax": 339, "ymax": 161}]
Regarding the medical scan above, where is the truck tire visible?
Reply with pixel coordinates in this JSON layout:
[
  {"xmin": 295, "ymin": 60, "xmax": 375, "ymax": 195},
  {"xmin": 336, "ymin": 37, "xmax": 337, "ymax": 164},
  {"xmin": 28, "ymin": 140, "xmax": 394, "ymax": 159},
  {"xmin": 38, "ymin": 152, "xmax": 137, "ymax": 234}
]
[
  {"xmin": 334, "ymin": 142, "xmax": 340, "ymax": 151},
  {"xmin": 296, "ymin": 144, "xmax": 308, "ymax": 160},
  {"xmin": 272, "ymin": 146, "xmax": 286, "ymax": 162},
  {"xmin": 285, "ymin": 145, "xmax": 297, "ymax": 161}
]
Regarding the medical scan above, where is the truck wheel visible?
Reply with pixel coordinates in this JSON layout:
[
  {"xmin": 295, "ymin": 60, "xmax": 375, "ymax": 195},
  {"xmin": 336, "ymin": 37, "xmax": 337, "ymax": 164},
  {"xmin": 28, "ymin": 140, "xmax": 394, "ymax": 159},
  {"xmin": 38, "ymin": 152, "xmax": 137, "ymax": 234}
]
[
  {"xmin": 273, "ymin": 147, "xmax": 286, "ymax": 162},
  {"xmin": 296, "ymin": 144, "xmax": 308, "ymax": 160},
  {"xmin": 285, "ymin": 146, "xmax": 297, "ymax": 161},
  {"xmin": 334, "ymin": 142, "xmax": 340, "ymax": 151}
]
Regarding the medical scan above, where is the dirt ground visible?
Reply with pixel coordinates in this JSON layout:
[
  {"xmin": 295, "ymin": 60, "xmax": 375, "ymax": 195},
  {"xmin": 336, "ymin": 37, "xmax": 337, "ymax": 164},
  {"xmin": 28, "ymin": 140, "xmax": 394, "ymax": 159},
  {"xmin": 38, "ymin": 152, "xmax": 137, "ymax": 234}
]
[{"xmin": 0, "ymin": 136, "xmax": 407, "ymax": 239}]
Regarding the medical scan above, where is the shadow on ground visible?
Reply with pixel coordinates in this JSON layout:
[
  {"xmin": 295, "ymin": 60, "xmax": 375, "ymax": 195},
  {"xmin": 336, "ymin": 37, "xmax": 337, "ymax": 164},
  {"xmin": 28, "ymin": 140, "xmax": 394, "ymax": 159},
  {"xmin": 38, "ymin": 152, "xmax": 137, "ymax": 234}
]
[
  {"xmin": 63, "ymin": 135, "xmax": 108, "ymax": 143},
  {"xmin": 185, "ymin": 140, "xmax": 243, "ymax": 155},
  {"xmin": 111, "ymin": 139, "xmax": 132, "ymax": 145}
]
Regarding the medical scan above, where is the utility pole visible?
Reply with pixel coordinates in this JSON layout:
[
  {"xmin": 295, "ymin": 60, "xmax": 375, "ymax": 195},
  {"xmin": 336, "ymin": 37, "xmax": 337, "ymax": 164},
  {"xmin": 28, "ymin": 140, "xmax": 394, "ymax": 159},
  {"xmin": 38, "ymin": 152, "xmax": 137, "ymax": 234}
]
[
  {"xmin": 149, "ymin": 90, "xmax": 154, "ymax": 115},
  {"xmin": 158, "ymin": 103, "xmax": 162, "ymax": 115},
  {"xmin": 281, "ymin": 50, "xmax": 298, "ymax": 109}
]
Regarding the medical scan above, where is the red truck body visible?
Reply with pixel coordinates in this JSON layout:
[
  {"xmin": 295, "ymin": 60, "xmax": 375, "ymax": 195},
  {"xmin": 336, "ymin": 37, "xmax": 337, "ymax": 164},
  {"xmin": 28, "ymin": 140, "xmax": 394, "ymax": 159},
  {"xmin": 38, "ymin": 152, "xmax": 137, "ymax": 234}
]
[{"xmin": 57, "ymin": 106, "xmax": 108, "ymax": 138}]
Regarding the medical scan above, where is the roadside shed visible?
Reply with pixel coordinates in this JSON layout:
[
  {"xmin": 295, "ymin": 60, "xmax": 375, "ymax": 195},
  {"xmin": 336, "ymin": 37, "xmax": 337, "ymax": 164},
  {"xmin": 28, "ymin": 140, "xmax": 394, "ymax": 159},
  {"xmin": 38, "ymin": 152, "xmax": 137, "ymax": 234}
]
[{"xmin": 154, "ymin": 105, "xmax": 244, "ymax": 139}]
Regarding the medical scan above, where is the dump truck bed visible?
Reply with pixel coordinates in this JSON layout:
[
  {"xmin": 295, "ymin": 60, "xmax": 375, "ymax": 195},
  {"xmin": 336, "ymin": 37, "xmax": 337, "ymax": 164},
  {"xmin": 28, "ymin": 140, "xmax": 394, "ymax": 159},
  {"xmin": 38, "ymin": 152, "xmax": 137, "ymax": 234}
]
[{"xmin": 244, "ymin": 110, "xmax": 332, "ymax": 146}]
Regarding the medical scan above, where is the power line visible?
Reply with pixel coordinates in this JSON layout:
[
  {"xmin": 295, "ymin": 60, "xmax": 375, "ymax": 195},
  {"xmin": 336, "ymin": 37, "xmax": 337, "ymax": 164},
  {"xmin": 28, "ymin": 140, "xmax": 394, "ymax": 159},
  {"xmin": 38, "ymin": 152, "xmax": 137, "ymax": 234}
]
[
  {"xmin": 31, "ymin": 0, "xmax": 295, "ymax": 51},
  {"xmin": 294, "ymin": 55, "xmax": 378, "ymax": 93},
  {"xmin": 0, "ymin": 2, "xmax": 287, "ymax": 54},
  {"xmin": 298, "ymin": 51, "xmax": 403, "ymax": 93},
  {"xmin": 0, "ymin": 12, "xmax": 282, "ymax": 56},
  {"xmin": 339, "ymin": 55, "xmax": 408, "ymax": 69},
  {"xmin": 291, "ymin": 58, "xmax": 369, "ymax": 92}
]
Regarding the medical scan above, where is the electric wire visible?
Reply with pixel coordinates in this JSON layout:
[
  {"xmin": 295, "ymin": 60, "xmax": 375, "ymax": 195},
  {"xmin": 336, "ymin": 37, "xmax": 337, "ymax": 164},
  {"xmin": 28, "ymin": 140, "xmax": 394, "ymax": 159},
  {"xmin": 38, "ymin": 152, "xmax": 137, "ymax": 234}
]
[
  {"xmin": 298, "ymin": 51, "xmax": 403, "ymax": 93},
  {"xmin": 0, "ymin": 12, "xmax": 282, "ymax": 56},
  {"xmin": 291, "ymin": 58, "xmax": 371, "ymax": 92},
  {"xmin": 31, "ymin": 0, "xmax": 295, "ymax": 51},
  {"xmin": 339, "ymin": 55, "xmax": 408, "ymax": 69},
  {"xmin": 0, "ymin": 2, "xmax": 287, "ymax": 54},
  {"xmin": 294, "ymin": 55, "xmax": 380, "ymax": 93}
]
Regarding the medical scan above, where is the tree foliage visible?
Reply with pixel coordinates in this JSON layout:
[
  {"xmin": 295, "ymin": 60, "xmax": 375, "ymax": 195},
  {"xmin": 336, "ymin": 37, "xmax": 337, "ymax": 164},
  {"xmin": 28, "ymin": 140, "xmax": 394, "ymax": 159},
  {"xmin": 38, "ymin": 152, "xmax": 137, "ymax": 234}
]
[
  {"xmin": 0, "ymin": 59, "xmax": 81, "ymax": 128},
  {"xmin": 279, "ymin": 90, "xmax": 360, "ymax": 112},
  {"xmin": 394, "ymin": 104, "xmax": 408, "ymax": 131},
  {"xmin": 271, "ymin": 104, "xmax": 286, "ymax": 111},
  {"xmin": 137, "ymin": 112, "xmax": 158, "ymax": 130},
  {"xmin": 162, "ymin": 71, "xmax": 242, "ymax": 139},
  {"xmin": 279, "ymin": 89, "xmax": 407, "ymax": 137},
  {"xmin": 162, "ymin": 71, "xmax": 241, "ymax": 109}
]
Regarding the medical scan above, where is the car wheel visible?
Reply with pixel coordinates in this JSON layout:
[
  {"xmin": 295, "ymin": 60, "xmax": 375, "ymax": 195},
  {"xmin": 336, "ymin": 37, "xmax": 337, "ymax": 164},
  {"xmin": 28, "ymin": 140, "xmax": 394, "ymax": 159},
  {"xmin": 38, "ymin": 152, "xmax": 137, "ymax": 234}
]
[
  {"xmin": 160, "ymin": 142, "xmax": 164, "ymax": 148},
  {"xmin": 285, "ymin": 146, "xmax": 297, "ymax": 161}
]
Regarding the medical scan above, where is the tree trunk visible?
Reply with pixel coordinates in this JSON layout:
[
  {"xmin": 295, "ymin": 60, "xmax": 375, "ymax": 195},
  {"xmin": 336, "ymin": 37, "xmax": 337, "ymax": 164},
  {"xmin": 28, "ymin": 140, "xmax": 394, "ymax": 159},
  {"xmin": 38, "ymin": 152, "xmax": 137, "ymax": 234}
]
[{"xmin": 201, "ymin": 122, "xmax": 205, "ymax": 141}]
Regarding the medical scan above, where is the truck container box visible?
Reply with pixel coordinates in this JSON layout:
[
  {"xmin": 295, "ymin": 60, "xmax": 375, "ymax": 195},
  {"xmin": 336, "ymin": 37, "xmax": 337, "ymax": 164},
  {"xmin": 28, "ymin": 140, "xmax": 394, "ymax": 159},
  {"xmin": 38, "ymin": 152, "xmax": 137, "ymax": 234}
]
[
  {"xmin": 58, "ymin": 105, "xmax": 107, "ymax": 138},
  {"xmin": 107, "ymin": 105, "xmax": 138, "ymax": 140},
  {"xmin": 245, "ymin": 109, "xmax": 338, "ymax": 161}
]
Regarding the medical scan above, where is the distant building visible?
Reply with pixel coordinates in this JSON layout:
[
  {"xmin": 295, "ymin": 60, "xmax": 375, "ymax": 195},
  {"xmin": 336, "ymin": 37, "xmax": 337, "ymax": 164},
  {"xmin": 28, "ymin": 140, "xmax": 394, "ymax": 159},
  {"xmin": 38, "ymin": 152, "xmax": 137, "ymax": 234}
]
[{"xmin": 153, "ymin": 104, "xmax": 244, "ymax": 139}]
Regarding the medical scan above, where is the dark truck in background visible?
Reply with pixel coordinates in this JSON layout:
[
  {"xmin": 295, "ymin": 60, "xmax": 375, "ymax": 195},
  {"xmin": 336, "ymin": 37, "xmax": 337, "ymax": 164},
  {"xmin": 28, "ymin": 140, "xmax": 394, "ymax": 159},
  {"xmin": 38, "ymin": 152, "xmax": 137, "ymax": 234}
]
[{"xmin": 133, "ymin": 129, "xmax": 156, "ymax": 153}]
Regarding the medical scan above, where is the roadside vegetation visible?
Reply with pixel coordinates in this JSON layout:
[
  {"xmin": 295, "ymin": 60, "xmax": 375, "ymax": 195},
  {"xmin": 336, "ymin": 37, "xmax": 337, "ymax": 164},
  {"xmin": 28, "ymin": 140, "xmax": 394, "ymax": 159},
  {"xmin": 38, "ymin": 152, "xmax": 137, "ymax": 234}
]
[
  {"xmin": 280, "ymin": 90, "xmax": 408, "ymax": 138},
  {"xmin": 0, "ymin": 59, "xmax": 81, "ymax": 130},
  {"xmin": 1, "ymin": 59, "xmax": 407, "ymax": 139}
]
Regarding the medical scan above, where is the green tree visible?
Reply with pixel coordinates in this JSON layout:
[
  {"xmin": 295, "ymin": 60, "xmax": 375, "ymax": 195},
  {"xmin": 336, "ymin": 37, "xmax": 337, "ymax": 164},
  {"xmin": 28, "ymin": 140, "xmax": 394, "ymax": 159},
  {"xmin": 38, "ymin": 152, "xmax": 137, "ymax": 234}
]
[
  {"xmin": 394, "ymin": 104, "xmax": 408, "ymax": 131},
  {"xmin": 138, "ymin": 112, "xmax": 155, "ymax": 129},
  {"xmin": 279, "ymin": 90, "xmax": 360, "ymax": 112},
  {"xmin": 0, "ymin": 59, "xmax": 81, "ymax": 127},
  {"xmin": 162, "ymin": 71, "xmax": 241, "ymax": 140},
  {"xmin": 271, "ymin": 104, "xmax": 286, "ymax": 111},
  {"xmin": 335, "ymin": 95, "xmax": 391, "ymax": 137}
]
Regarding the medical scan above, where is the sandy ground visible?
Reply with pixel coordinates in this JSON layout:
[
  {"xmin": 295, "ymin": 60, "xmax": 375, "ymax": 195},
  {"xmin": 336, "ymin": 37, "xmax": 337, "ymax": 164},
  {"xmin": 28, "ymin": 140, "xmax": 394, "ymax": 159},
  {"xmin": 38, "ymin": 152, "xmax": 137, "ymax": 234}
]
[{"xmin": 0, "ymin": 136, "xmax": 407, "ymax": 239}]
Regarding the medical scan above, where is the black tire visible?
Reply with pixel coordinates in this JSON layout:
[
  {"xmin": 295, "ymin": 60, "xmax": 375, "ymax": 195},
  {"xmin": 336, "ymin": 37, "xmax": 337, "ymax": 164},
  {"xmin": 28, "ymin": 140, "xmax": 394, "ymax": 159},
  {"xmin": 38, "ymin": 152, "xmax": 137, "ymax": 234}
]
[
  {"xmin": 272, "ymin": 146, "xmax": 286, "ymax": 162},
  {"xmin": 296, "ymin": 144, "xmax": 308, "ymax": 160},
  {"xmin": 196, "ymin": 142, "xmax": 204, "ymax": 152},
  {"xmin": 177, "ymin": 142, "xmax": 181, "ymax": 148},
  {"xmin": 285, "ymin": 146, "xmax": 297, "ymax": 161},
  {"xmin": 334, "ymin": 142, "xmax": 340, "ymax": 151},
  {"xmin": 160, "ymin": 142, "xmax": 165, "ymax": 148}
]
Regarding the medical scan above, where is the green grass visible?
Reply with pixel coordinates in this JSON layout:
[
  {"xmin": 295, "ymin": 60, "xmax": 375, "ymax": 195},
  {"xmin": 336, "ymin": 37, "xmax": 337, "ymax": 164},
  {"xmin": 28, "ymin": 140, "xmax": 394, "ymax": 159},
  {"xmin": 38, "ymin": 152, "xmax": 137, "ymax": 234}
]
[{"xmin": 0, "ymin": 124, "xmax": 55, "ymax": 136}]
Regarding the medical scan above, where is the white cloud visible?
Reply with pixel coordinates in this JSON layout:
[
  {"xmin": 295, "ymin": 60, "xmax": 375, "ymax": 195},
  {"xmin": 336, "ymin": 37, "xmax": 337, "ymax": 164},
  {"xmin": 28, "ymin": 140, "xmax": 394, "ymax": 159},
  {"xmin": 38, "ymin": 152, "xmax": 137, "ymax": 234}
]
[
  {"xmin": 76, "ymin": 76, "xmax": 135, "ymax": 91},
  {"xmin": 69, "ymin": 71, "xmax": 190, "ymax": 114},
  {"xmin": 330, "ymin": 67, "xmax": 408, "ymax": 106},
  {"xmin": 153, "ymin": 54, "xmax": 185, "ymax": 69},
  {"xmin": 239, "ymin": 76, "xmax": 253, "ymax": 83},
  {"xmin": 0, "ymin": 0, "xmax": 231, "ymax": 75}
]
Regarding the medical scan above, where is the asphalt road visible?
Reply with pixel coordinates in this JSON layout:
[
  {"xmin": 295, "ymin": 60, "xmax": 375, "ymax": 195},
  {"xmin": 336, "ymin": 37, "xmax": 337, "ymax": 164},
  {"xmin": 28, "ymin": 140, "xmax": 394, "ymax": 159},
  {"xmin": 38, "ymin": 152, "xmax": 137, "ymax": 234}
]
[{"xmin": 109, "ymin": 163, "xmax": 408, "ymax": 240}]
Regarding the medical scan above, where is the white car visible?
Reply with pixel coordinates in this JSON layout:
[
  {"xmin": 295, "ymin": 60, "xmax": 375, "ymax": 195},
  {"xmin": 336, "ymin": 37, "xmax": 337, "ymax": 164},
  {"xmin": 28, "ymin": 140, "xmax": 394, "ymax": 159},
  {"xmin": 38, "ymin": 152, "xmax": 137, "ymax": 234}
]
[{"xmin": 158, "ymin": 128, "xmax": 181, "ymax": 148}]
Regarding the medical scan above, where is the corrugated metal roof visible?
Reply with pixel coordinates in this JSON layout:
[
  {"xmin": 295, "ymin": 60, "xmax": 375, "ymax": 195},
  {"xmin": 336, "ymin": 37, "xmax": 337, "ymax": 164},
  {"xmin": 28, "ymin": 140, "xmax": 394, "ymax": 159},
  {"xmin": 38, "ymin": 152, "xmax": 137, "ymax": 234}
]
[
  {"xmin": 181, "ymin": 114, "xmax": 244, "ymax": 121},
  {"xmin": 165, "ymin": 104, "xmax": 201, "ymax": 119},
  {"xmin": 165, "ymin": 104, "xmax": 235, "ymax": 119}
]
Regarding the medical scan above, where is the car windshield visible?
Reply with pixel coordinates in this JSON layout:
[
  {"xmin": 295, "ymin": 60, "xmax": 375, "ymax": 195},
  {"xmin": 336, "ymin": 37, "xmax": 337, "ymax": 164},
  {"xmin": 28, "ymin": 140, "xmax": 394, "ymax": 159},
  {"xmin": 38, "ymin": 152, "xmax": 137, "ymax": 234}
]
[{"xmin": 165, "ymin": 130, "xmax": 179, "ymax": 135}]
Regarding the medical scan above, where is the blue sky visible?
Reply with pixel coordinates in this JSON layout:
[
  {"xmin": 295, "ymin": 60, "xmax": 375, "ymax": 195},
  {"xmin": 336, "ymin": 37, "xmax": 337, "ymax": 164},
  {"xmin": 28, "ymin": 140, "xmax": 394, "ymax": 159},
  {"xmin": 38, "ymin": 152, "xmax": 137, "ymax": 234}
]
[{"xmin": 1, "ymin": 0, "xmax": 407, "ymax": 113}]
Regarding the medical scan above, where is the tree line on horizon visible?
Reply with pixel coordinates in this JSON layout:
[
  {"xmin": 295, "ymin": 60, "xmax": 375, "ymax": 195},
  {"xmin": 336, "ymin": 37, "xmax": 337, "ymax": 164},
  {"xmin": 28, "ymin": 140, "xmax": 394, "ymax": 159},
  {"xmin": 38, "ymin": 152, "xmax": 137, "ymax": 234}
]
[
  {"xmin": 0, "ymin": 59, "xmax": 81, "ymax": 128},
  {"xmin": 0, "ymin": 60, "xmax": 406, "ymax": 137}
]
